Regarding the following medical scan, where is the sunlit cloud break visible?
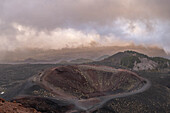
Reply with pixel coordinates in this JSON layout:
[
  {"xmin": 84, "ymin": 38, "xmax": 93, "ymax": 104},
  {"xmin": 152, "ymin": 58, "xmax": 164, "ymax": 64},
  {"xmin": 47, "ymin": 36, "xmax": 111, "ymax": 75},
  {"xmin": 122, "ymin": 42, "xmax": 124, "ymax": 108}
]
[
  {"xmin": 0, "ymin": 0, "xmax": 170, "ymax": 53},
  {"xmin": 2, "ymin": 23, "xmax": 129, "ymax": 51}
]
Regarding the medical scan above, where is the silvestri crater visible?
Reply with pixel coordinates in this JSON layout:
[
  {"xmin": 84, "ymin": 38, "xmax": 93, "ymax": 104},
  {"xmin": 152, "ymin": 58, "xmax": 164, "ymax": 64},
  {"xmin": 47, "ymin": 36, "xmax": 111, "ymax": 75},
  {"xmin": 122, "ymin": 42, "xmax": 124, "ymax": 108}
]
[{"xmin": 12, "ymin": 65, "xmax": 150, "ymax": 113}]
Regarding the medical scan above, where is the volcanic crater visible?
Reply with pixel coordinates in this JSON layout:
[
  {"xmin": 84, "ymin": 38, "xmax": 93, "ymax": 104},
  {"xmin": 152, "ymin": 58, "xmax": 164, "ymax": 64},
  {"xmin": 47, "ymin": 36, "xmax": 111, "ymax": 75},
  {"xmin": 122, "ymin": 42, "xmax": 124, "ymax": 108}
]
[
  {"xmin": 11, "ymin": 65, "xmax": 149, "ymax": 112},
  {"xmin": 37, "ymin": 65, "xmax": 147, "ymax": 100}
]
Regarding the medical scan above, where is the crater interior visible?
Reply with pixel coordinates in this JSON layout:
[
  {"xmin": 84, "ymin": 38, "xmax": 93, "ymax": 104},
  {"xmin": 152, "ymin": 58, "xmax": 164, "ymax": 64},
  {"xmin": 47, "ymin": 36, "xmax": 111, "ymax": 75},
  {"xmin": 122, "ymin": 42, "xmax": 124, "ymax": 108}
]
[{"xmin": 41, "ymin": 65, "xmax": 145, "ymax": 99}]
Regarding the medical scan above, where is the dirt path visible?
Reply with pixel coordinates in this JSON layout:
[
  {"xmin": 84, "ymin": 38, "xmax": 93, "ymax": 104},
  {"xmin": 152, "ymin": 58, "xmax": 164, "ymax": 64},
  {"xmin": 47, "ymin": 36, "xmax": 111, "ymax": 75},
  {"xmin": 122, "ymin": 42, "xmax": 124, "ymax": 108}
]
[{"xmin": 86, "ymin": 79, "xmax": 151, "ymax": 112}]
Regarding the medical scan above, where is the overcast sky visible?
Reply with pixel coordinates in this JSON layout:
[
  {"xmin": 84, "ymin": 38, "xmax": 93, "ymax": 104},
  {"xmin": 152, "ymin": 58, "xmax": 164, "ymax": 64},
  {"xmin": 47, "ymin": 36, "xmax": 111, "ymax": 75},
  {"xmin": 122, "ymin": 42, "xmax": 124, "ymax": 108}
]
[{"xmin": 0, "ymin": 0, "xmax": 170, "ymax": 53}]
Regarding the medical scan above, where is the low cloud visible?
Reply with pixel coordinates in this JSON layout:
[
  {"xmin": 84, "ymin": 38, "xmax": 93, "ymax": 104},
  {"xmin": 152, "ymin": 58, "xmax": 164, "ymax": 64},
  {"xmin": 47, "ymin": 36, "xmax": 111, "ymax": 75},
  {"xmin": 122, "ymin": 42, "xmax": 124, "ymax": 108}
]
[{"xmin": 0, "ymin": 23, "xmax": 131, "ymax": 51}]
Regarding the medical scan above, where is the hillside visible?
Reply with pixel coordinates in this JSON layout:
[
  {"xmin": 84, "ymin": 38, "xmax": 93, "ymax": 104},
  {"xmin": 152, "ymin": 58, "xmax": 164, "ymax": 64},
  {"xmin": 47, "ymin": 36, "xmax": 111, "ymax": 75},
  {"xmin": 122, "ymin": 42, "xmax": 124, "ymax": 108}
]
[
  {"xmin": 69, "ymin": 58, "xmax": 93, "ymax": 64},
  {"xmin": 92, "ymin": 51, "xmax": 170, "ymax": 71},
  {"xmin": 0, "ymin": 98, "xmax": 39, "ymax": 113},
  {"xmin": 95, "ymin": 55, "xmax": 110, "ymax": 61}
]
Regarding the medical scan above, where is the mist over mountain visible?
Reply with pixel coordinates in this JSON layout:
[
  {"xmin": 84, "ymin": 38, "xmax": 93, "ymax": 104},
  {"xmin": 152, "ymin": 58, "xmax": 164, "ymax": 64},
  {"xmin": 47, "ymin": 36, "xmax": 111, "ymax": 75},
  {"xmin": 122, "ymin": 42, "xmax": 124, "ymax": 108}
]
[{"xmin": 0, "ymin": 44, "xmax": 169, "ymax": 63}]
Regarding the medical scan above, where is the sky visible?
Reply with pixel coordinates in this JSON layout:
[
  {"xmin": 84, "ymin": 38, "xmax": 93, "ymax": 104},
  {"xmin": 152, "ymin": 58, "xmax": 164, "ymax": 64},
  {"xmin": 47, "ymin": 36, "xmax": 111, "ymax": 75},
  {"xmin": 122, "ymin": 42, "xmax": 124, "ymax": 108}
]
[{"xmin": 0, "ymin": 0, "xmax": 170, "ymax": 53}]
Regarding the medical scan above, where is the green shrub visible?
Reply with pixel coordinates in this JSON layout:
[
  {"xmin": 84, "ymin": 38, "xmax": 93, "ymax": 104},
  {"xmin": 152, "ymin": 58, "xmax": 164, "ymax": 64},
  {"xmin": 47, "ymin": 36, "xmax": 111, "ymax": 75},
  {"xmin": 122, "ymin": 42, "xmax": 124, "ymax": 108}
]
[
  {"xmin": 121, "ymin": 56, "xmax": 141, "ymax": 68},
  {"xmin": 152, "ymin": 57, "xmax": 170, "ymax": 69}
]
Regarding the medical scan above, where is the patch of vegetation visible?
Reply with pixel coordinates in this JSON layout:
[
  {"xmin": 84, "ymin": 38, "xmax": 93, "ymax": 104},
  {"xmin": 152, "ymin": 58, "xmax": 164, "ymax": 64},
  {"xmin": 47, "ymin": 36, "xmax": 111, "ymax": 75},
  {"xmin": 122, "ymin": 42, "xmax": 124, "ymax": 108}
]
[
  {"xmin": 125, "ymin": 50, "xmax": 149, "ymax": 58},
  {"xmin": 152, "ymin": 57, "xmax": 170, "ymax": 69},
  {"xmin": 121, "ymin": 56, "xmax": 141, "ymax": 68}
]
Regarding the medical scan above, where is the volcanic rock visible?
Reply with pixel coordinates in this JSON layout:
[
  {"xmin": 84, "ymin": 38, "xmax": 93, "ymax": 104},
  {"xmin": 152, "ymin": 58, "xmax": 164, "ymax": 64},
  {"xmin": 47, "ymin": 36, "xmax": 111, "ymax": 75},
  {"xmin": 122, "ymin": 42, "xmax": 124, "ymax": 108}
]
[{"xmin": 0, "ymin": 98, "xmax": 40, "ymax": 113}]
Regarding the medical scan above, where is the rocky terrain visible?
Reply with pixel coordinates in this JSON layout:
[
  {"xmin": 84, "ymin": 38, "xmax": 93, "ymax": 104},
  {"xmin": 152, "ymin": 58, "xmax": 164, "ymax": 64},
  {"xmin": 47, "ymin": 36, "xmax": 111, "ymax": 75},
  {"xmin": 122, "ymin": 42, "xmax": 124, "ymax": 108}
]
[
  {"xmin": 13, "ymin": 97, "xmax": 75, "ymax": 113},
  {"xmin": 133, "ymin": 57, "xmax": 158, "ymax": 71},
  {"xmin": 42, "ymin": 65, "xmax": 146, "ymax": 99},
  {"xmin": 0, "ymin": 98, "xmax": 39, "ymax": 113}
]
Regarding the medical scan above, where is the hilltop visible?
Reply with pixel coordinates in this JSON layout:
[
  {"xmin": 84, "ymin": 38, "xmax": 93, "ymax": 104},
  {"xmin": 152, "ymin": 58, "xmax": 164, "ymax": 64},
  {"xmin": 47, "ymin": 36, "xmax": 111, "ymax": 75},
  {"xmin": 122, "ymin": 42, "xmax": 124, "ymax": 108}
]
[{"xmin": 92, "ymin": 51, "xmax": 170, "ymax": 71}]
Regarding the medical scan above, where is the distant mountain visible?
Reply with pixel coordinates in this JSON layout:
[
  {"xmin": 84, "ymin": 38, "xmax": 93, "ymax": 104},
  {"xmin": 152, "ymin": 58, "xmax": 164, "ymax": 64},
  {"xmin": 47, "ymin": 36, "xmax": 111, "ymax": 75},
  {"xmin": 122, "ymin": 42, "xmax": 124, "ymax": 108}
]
[
  {"xmin": 58, "ymin": 60, "xmax": 69, "ymax": 64},
  {"xmin": 95, "ymin": 55, "xmax": 110, "ymax": 61},
  {"xmin": 22, "ymin": 58, "xmax": 39, "ymax": 62},
  {"xmin": 92, "ymin": 51, "xmax": 170, "ymax": 71},
  {"xmin": 19, "ymin": 58, "xmax": 49, "ymax": 64},
  {"xmin": 70, "ymin": 58, "xmax": 93, "ymax": 64}
]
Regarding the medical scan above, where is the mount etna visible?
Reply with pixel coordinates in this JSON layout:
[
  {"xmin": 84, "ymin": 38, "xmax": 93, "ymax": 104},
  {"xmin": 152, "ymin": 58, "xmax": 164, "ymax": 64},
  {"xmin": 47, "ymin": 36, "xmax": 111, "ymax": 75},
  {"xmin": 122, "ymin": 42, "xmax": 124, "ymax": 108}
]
[{"xmin": 0, "ymin": 51, "xmax": 169, "ymax": 113}]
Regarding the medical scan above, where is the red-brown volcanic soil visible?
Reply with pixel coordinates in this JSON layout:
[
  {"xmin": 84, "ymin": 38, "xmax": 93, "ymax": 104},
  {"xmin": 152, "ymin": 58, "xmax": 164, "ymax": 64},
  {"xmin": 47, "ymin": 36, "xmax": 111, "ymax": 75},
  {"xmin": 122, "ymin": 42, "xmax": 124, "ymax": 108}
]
[
  {"xmin": 40, "ymin": 65, "xmax": 146, "ymax": 99},
  {"xmin": 0, "ymin": 98, "xmax": 40, "ymax": 113},
  {"xmin": 13, "ymin": 97, "xmax": 75, "ymax": 113}
]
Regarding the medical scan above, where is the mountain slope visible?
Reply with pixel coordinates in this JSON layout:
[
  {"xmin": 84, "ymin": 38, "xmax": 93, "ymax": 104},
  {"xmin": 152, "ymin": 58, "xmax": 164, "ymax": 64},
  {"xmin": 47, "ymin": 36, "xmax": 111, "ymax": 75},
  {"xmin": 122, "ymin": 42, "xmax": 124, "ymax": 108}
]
[
  {"xmin": 92, "ymin": 51, "xmax": 170, "ymax": 71},
  {"xmin": 70, "ymin": 58, "xmax": 93, "ymax": 64}
]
